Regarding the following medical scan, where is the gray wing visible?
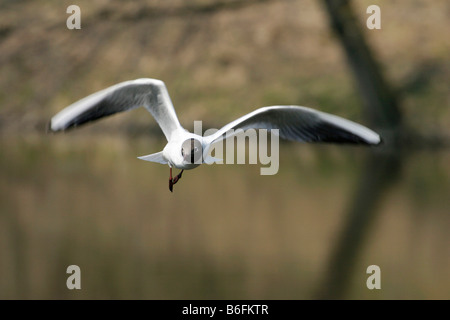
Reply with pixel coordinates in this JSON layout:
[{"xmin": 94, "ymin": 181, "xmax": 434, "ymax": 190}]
[
  {"xmin": 49, "ymin": 78, "xmax": 184, "ymax": 141},
  {"xmin": 205, "ymin": 106, "xmax": 381, "ymax": 145}
]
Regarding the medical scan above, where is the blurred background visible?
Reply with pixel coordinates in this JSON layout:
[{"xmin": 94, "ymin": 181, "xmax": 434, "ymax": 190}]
[{"xmin": 0, "ymin": 0, "xmax": 449, "ymax": 299}]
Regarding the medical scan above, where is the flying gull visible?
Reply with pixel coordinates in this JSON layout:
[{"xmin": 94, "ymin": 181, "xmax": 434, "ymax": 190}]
[{"xmin": 49, "ymin": 78, "xmax": 381, "ymax": 192}]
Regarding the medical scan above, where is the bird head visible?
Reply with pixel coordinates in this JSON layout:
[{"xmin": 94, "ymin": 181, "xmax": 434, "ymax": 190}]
[{"xmin": 181, "ymin": 138, "xmax": 203, "ymax": 164}]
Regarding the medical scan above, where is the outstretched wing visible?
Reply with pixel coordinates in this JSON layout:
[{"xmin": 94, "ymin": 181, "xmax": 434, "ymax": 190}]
[
  {"xmin": 49, "ymin": 78, "xmax": 184, "ymax": 141},
  {"xmin": 204, "ymin": 106, "xmax": 381, "ymax": 145}
]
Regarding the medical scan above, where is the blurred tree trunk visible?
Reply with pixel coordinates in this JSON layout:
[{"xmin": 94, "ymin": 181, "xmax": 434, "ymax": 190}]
[
  {"xmin": 316, "ymin": 0, "xmax": 405, "ymax": 299},
  {"xmin": 316, "ymin": 152, "xmax": 401, "ymax": 299},
  {"xmin": 321, "ymin": 0, "xmax": 402, "ymax": 129}
]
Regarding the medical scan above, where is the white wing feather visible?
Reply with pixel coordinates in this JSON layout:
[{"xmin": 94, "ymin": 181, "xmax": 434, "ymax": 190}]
[
  {"xmin": 204, "ymin": 106, "xmax": 381, "ymax": 146},
  {"xmin": 50, "ymin": 78, "xmax": 184, "ymax": 141}
]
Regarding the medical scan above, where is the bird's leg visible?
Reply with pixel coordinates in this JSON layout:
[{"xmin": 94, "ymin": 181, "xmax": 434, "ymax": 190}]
[
  {"xmin": 172, "ymin": 169, "xmax": 184, "ymax": 185},
  {"xmin": 169, "ymin": 168, "xmax": 183, "ymax": 192},
  {"xmin": 169, "ymin": 167, "xmax": 173, "ymax": 192}
]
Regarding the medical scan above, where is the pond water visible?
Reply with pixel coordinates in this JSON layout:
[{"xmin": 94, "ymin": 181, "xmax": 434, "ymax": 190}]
[{"xmin": 0, "ymin": 134, "xmax": 449, "ymax": 299}]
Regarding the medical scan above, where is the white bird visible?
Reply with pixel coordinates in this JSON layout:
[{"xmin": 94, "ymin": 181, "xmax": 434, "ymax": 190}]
[{"xmin": 49, "ymin": 78, "xmax": 381, "ymax": 192}]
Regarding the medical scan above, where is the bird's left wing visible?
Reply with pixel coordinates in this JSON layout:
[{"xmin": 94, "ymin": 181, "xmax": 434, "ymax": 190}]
[{"xmin": 204, "ymin": 105, "xmax": 381, "ymax": 146}]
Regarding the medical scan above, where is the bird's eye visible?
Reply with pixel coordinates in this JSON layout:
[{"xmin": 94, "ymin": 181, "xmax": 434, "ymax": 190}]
[{"xmin": 181, "ymin": 148, "xmax": 184, "ymax": 157}]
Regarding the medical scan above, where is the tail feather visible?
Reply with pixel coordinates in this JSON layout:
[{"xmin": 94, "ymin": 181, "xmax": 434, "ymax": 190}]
[{"xmin": 137, "ymin": 151, "xmax": 167, "ymax": 165}]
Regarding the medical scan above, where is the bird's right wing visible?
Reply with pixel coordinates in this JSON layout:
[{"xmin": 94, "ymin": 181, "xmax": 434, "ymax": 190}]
[{"xmin": 49, "ymin": 78, "xmax": 184, "ymax": 141}]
